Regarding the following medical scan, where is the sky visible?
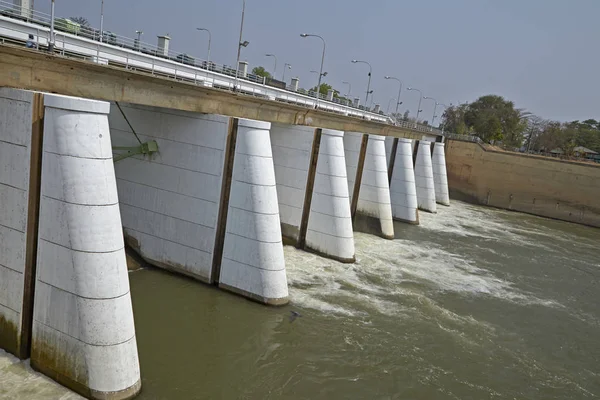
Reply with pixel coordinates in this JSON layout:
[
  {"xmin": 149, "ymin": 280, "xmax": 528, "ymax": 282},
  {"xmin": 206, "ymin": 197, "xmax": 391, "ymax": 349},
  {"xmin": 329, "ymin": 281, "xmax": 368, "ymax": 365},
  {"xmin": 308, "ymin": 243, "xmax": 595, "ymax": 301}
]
[{"xmin": 34, "ymin": 0, "xmax": 600, "ymax": 123}]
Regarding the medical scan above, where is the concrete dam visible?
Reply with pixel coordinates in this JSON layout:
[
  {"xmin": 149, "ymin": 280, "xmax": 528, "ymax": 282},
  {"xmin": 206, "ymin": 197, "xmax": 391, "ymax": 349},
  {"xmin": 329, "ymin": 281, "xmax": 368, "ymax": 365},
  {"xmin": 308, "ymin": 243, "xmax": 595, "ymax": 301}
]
[{"xmin": 0, "ymin": 86, "xmax": 450, "ymax": 398}]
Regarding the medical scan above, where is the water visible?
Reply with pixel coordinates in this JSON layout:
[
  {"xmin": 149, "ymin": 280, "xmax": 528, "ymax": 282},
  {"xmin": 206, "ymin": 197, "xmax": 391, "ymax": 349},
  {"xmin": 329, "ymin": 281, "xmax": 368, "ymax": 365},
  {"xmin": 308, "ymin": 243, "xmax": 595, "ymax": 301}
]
[{"xmin": 2, "ymin": 201, "xmax": 599, "ymax": 399}]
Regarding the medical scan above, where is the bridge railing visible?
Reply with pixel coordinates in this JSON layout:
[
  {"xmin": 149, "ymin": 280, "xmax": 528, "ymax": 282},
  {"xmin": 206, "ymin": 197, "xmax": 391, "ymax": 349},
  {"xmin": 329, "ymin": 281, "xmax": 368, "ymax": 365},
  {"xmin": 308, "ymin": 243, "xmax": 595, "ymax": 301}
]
[{"xmin": 0, "ymin": 0, "xmax": 447, "ymax": 135}]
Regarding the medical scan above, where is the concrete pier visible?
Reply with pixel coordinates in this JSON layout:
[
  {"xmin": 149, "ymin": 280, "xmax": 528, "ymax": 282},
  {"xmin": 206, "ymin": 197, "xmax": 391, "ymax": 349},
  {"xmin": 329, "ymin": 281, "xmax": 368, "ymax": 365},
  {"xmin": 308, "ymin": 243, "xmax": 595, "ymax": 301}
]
[
  {"xmin": 414, "ymin": 140, "xmax": 437, "ymax": 213},
  {"xmin": 32, "ymin": 94, "xmax": 140, "ymax": 399},
  {"xmin": 388, "ymin": 138, "xmax": 419, "ymax": 224},
  {"xmin": 305, "ymin": 129, "xmax": 355, "ymax": 262},
  {"xmin": 432, "ymin": 142, "xmax": 450, "ymax": 206},
  {"xmin": 345, "ymin": 132, "xmax": 394, "ymax": 239},
  {"xmin": 219, "ymin": 119, "xmax": 289, "ymax": 305},
  {"xmin": 270, "ymin": 124, "xmax": 355, "ymax": 262}
]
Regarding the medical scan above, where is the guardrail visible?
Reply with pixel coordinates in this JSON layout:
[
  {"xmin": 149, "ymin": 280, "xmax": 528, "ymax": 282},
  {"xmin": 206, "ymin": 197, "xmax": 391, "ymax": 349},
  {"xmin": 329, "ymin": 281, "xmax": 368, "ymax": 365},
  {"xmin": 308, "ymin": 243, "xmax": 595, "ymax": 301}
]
[{"xmin": 0, "ymin": 1, "xmax": 445, "ymax": 136}]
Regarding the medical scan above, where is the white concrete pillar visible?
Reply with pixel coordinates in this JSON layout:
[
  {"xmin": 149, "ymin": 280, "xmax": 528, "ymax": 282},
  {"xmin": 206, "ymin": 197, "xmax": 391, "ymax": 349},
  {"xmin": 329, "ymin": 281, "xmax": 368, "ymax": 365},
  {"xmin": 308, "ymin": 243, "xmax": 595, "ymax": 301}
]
[
  {"xmin": 109, "ymin": 103, "xmax": 229, "ymax": 283},
  {"xmin": 384, "ymin": 136, "xmax": 394, "ymax": 164},
  {"xmin": 12, "ymin": 0, "xmax": 32, "ymax": 18},
  {"xmin": 414, "ymin": 140, "xmax": 437, "ymax": 213},
  {"xmin": 290, "ymin": 77, "xmax": 299, "ymax": 91},
  {"xmin": 432, "ymin": 142, "xmax": 450, "ymax": 206},
  {"xmin": 344, "ymin": 131, "xmax": 363, "ymax": 204},
  {"xmin": 0, "ymin": 88, "xmax": 34, "ymax": 357},
  {"xmin": 269, "ymin": 123, "xmax": 314, "ymax": 242},
  {"xmin": 220, "ymin": 119, "xmax": 288, "ymax": 305},
  {"xmin": 389, "ymin": 139, "xmax": 419, "ymax": 223},
  {"xmin": 32, "ymin": 95, "xmax": 140, "ymax": 399},
  {"xmin": 305, "ymin": 129, "xmax": 355, "ymax": 262}
]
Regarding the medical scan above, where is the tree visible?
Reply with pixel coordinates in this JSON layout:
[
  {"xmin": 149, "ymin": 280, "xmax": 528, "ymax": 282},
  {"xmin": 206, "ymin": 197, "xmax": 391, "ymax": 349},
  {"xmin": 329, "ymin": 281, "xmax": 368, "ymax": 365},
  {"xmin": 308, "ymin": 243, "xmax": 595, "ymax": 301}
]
[
  {"xmin": 403, "ymin": 110, "xmax": 410, "ymax": 121},
  {"xmin": 70, "ymin": 16, "xmax": 90, "ymax": 26},
  {"xmin": 440, "ymin": 104, "xmax": 469, "ymax": 135},
  {"xmin": 464, "ymin": 95, "xmax": 523, "ymax": 143},
  {"xmin": 251, "ymin": 66, "xmax": 271, "ymax": 79},
  {"xmin": 308, "ymin": 83, "xmax": 337, "ymax": 97}
]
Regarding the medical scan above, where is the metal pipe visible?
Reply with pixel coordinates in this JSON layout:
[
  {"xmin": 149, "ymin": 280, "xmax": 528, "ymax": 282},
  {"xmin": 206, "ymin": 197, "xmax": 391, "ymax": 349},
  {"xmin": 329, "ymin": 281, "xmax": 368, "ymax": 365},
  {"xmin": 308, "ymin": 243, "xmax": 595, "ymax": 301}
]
[
  {"xmin": 423, "ymin": 96, "xmax": 437, "ymax": 125},
  {"xmin": 301, "ymin": 33, "xmax": 326, "ymax": 109},
  {"xmin": 234, "ymin": 0, "xmax": 246, "ymax": 91},
  {"xmin": 384, "ymin": 76, "xmax": 403, "ymax": 115},
  {"xmin": 265, "ymin": 53, "xmax": 277, "ymax": 77},
  {"xmin": 49, "ymin": 0, "xmax": 55, "ymax": 52},
  {"xmin": 197, "ymin": 28, "xmax": 211, "ymax": 65},
  {"xmin": 351, "ymin": 60, "xmax": 372, "ymax": 105},
  {"xmin": 100, "ymin": 0, "xmax": 104, "ymax": 43},
  {"xmin": 407, "ymin": 87, "xmax": 423, "ymax": 121}
]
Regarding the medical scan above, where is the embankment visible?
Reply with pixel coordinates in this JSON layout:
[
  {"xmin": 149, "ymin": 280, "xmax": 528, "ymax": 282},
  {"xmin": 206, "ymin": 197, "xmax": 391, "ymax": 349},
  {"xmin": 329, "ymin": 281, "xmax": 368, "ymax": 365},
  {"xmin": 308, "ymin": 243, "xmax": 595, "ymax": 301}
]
[{"xmin": 445, "ymin": 140, "xmax": 600, "ymax": 228}]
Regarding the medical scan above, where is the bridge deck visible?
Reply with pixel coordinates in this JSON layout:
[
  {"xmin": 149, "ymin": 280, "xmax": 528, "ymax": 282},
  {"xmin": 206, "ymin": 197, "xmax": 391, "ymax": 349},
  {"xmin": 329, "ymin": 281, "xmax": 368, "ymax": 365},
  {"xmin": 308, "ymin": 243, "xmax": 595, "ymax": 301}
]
[{"xmin": 0, "ymin": 44, "xmax": 438, "ymax": 139}]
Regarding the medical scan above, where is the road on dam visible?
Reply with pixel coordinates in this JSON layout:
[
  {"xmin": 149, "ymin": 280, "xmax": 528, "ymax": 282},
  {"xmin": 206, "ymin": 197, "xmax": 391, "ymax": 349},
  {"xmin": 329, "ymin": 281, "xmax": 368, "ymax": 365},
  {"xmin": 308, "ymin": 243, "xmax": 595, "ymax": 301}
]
[{"xmin": 1, "ymin": 200, "xmax": 599, "ymax": 399}]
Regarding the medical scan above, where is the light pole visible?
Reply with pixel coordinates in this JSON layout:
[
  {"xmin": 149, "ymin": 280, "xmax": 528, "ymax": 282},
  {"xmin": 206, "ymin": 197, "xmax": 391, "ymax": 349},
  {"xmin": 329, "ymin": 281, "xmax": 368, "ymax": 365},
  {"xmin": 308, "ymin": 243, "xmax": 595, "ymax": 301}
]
[
  {"xmin": 386, "ymin": 98, "xmax": 396, "ymax": 114},
  {"xmin": 282, "ymin": 63, "xmax": 291, "ymax": 82},
  {"xmin": 265, "ymin": 53, "xmax": 277, "ymax": 77},
  {"xmin": 196, "ymin": 28, "xmax": 211, "ymax": 65},
  {"xmin": 134, "ymin": 30, "xmax": 143, "ymax": 50},
  {"xmin": 99, "ymin": 0, "xmax": 104, "ymax": 43},
  {"xmin": 300, "ymin": 33, "xmax": 326, "ymax": 109},
  {"xmin": 433, "ymin": 102, "xmax": 447, "ymax": 128},
  {"xmin": 407, "ymin": 87, "xmax": 423, "ymax": 121},
  {"xmin": 384, "ymin": 76, "xmax": 403, "ymax": 115},
  {"xmin": 351, "ymin": 59, "xmax": 372, "ymax": 105},
  {"xmin": 234, "ymin": 0, "xmax": 249, "ymax": 91},
  {"xmin": 49, "ymin": 0, "xmax": 55, "ymax": 52},
  {"xmin": 342, "ymin": 81, "xmax": 351, "ymax": 98},
  {"xmin": 423, "ymin": 96, "xmax": 437, "ymax": 125}
]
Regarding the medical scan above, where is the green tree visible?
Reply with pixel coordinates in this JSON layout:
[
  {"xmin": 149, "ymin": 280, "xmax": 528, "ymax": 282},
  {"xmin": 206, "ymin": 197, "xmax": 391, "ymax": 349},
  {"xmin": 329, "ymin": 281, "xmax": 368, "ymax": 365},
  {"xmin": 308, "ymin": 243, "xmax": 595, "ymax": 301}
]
[
  {"xmin": 70, "ymin": 16, "xmax": 90, "ymax": 26},
  {"xmin": 403, "ymin": 110, "xmax": 410, "ymax": 121},
  {"xmin": 251, "ymin": 66, "xmax": 272, "ymax": 79},
  {"xmin": 464, "ymin": 95, "xmax": 523, "ymax": 143},
  {"xmin": 308, "ymin": 83, "xmax": 337, "ymax": 96},
  {"xmin": 440, "ymin": 104, "xmax": 469, "ymax": 135}
]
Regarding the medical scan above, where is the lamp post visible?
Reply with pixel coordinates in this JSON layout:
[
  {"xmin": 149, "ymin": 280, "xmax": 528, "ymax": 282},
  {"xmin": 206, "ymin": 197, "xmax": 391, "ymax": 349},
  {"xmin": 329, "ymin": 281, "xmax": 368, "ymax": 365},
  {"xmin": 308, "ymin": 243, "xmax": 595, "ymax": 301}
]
[
  {"xmin": 49, "ymin": 0, "xmax": 55, "ymax": 52},
  {"xmin": 196, "ymin": 28, "xmax": 211, "ymax": 65},
  {"xmin": 234, "ymin": 0, "xmax": 248, "ymax": 91},
  {"xmin": 433, "ymin": 102, "xmax": 447, "ymax": 128},
  {"xmin": 99, "ymin": 0, "xmax": 104, "ymax": 43},
  {"xmin": 423, "ymin": 96, "xmax": 437, "ymax": 125},
  {"xmin": 282, "ymin": 63, "xmax": 291, "ymax": 82},
  {"xmin": 384, "ymin": 76, "xmax": 403, "ymax": 115},
  {"xmin": 265, "ymin": 53, "xmax": 277, "ymax": 77},
  {"xmin": 351, "ymin": 59, "xmax": 372, "ymax": 105},
  {"xmin": 407, "ymin": 87, "xmax": 423, "ymax": 121},
  {"xmin": 342, "ymin": 81, "xmax": 351, "ymax": 98},
  {"xmin": 300, "ymin": 33, "xmax": 326, "ymax": 109}
]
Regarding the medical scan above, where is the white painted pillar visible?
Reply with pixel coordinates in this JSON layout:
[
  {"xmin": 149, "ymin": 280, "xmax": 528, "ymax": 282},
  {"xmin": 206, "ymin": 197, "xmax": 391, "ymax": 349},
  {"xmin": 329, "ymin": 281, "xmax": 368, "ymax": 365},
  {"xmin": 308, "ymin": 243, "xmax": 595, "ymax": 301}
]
[
  {"xmin": 384, "ymin": 136, "xmax": 394, "ymax": 165},
  {"xmin": 414, "ymin": 140, "xmax": 437, "ymax": 213},
  {"xmin": 432, "ymin": 142, "xmax": 450, "ymax": 206},
  {"xmin": 269, "ymin": 123, "xmax": 314, "ymax": 242},
  {"xmin": 359, "ymin": 135, "xmax": 394, "ymax": 238},
  {"xmin": 305, "ymin": 129, "xmax": 355, "ymax": 262},
  {"xmin": 220, "ymin": 119, "xmax": 289, "ymax": 305},
  {"xmin": 344, "ymin": 132, "xmax": 394, "ymax": 239},
  {"xmin": 389, "ymin": 138, "xmax": 419, "ymax": 224},
  {"xmin": 32, "ymin": 95, "xmax": 141, "ymax": 399}
]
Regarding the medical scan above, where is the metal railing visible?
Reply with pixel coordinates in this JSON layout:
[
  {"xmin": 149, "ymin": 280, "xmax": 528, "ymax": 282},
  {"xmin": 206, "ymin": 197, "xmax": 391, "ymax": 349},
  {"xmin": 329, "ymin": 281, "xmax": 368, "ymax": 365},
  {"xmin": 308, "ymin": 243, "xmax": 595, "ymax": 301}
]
[{"xmin": 0, "ymin": 0, "xmax": 446, "ymax": 134}]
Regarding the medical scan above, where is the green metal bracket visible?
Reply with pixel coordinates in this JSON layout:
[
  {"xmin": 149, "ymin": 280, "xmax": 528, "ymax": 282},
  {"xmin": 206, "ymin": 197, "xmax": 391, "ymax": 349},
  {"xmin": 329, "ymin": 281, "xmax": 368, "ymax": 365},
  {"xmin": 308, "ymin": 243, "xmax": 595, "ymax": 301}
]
[{"xmin": 113, "ymin": 140, "xmax": 159, "ymax": 162}]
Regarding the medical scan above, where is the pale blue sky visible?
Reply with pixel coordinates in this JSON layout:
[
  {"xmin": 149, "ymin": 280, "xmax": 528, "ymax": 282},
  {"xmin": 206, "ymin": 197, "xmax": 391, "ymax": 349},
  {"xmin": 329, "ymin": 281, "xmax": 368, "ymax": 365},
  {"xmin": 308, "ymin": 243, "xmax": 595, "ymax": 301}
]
[{"xmin": 36, "ymin": 0, "xmax": 599, "ymax": 122}]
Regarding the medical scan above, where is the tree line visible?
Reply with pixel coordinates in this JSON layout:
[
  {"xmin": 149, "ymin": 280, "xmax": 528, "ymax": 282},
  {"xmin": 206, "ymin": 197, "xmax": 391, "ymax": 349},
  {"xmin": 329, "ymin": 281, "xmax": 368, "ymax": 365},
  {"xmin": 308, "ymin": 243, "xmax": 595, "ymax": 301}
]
[{"xmin": 440, "ymin": 95, "xmax": 600, "ymax": 156}]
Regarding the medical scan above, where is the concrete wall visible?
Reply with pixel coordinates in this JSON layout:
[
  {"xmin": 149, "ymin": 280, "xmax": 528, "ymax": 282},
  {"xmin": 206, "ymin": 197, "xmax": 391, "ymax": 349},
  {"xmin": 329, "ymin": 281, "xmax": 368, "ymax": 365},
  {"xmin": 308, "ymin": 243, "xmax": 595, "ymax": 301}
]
[
  {"xmin": 0, "ymin": 88, "xmax": 32, "ymax": 356},
  {"xmin": 32, "ymin": 95, "xmax": 140, "ymax": 399},
  {"xmin": 305, "ymin": 129, "xmax": 355, "ymax": 262},
  {"xmin": 219, "ymin": 119, "xmax": 289, "ymax": 305},
  {"xmin": 269, "ymin": 123, "xmax": 313, "ymax": 242},
  {"xmin": 109, "ymin": 103, "xmax": 229, "ymax": 282},
  {"xmin": 446, "ymin": 140, "xmax": 600, "ymax": 227}
]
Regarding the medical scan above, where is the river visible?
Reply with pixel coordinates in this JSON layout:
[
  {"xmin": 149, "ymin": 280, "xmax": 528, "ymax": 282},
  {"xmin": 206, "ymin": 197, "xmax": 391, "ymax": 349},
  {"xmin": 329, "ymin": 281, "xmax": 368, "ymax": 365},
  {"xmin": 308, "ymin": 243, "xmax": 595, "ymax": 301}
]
[{"xmin": 1, "ymin": 200, "xmax": 599, "ymax": 399}]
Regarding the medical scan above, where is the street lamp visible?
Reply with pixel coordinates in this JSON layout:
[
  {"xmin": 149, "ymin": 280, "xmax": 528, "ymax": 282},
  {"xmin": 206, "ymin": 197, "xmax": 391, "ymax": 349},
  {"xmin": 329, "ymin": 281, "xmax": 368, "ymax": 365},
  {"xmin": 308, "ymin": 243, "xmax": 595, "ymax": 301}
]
[
  {"xmin": 300, "ymin": 33, "xmax": 326, "ymax": 109},
  {"xmin": 265, "ymin": 53, "xmax": 277, "ymax": 77},
  {"xmin": 196, "ymin": 28, "xmax": 211, "ymax": 65},
  {"xmin": 134, "ymin": 30, "xmax": 143, "ymax": 50},
  {"xmin": 351, "ymin": 59, "xmax": 372, "ymax": 105},
  {"xmin": 407, "ymin": 87, "xmax": 423, "ymax": 121},
  {"xmin": 432, "ymin": 102, "xmax": 448, "ymax": 128},
  {"xmin": 282, "ymin": 63, "xmax": 292, "ymax": 82},
  {"xmin": 234, "ymin": 0, "xmax": 249, "ymax": 91},
  {"xmin": 384, "ymin": 76, "xmax": 404, "ymax": 115},
  {"xmin": 49, "ymin": 0, "xmax": 55, "ymax": 52},
  {"xmin": 342, "ymin": 81, "xmax": 351, "ymax": 98},
  {"xmin": 99, "ymin": 0, "xmax": 104, "ymax": 43},
  {"xmin": 386, "ymin": 98, "xmax": 396, "ymax": 114},
  {"xmin": 423, "ymin": 96, "xmax": 437, "ymax": 125}
]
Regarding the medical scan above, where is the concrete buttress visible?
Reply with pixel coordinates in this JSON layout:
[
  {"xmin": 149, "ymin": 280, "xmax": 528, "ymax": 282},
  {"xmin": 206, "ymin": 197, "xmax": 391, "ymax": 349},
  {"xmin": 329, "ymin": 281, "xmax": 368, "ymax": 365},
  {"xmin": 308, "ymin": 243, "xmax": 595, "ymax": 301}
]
[
  {"xmin": 432, "ymin": 142, "xmax": 450, "ymax": 206},
  {"xmin": 219, "ymin": 119, "xmax": 289, "ymax": 305},
  {"xmin": 31, "ymin": 94, "xmax": 141, "ymax": 399},
  {"xmin": 414, "ymin": 140, "xmax": 437, "ymax": 213},
  {"xmin": 389, "ymin": 139, "xmax": 419, "ymax": 224}
]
